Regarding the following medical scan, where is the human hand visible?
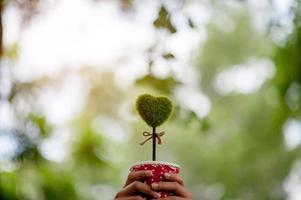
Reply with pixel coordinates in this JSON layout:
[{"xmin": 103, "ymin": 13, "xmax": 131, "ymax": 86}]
[
  {"xmin": 151, "ymin": 173, "xmax": 193, "ymax": 200},
  {"xmin": 115, "ymin": 170, "xmax": 161, "ymax": 200}
]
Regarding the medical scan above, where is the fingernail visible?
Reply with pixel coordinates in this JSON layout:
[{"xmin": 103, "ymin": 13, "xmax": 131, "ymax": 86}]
[
  {"xmin": 152, "ymin": 192, "xmax": 160, "ymax": 198},
  {"xmin": 151, "ymin": 182, "xmax": 159, "ymax": 190},
  {"xmin": 145, "ymin": 171, "xmax": 153, "ymax": 177},
  {"xmin": 164, "ymin": 173, "xmax": 171, "ymax": 178}
]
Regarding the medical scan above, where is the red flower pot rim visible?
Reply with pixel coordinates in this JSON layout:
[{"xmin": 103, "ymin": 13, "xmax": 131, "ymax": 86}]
[{"xmin": 129, "ymin": 161, "xmax": 181, "ymax": 170}]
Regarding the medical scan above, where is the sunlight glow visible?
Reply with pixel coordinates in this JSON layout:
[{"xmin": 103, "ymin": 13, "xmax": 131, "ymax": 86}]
[
  {"xmin": 13, "ymin": 0, "xmax": 155, "ymax": 81},
  {"xmin": 37, "ymin": 73, "xmax": 88, "ymax": 126},
  {"xmin": 92, "ymin": 116, "xmax": 127, "ymax": 143},
  {"xmin": 0, "ymin": 132, "xmax": 19, "ymax": 162},
  {"xmin": 39, "ymin": 128, "xmax": 70, "ymax": 162},
  {"xmin": 175, "ymin": 85, "xmax": 211, "ymax": 119},
  {"xmin": 284, "ymin": 159, "xmax": 301, "ymax": 200},
  {"xmin": 214, "ymin": 58, "xmax": 275, "ymax": 95},
  {"xmin": 0, "ymin": 101, "xmax": 16, "ymax": 129},
  {"xmin": 283, "ymin": 119, "xmax": 301, "ymax": 150}
]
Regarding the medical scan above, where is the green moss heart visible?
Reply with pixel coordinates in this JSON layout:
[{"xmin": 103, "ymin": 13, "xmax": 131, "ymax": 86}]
[{"xmin": 136, "ymin": 94, "xmax": 172, "ymax": 127}]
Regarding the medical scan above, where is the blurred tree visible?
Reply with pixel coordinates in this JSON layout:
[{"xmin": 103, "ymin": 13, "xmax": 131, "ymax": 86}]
[{"xmin": 0, "ymin": 1, "xmax": 301, "ymax": 200}]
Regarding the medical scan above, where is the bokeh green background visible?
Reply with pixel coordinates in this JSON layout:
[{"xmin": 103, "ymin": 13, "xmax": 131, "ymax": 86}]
[{"xmin": 0, "ymin": 0, "xmax": 301, "ymax": 200}]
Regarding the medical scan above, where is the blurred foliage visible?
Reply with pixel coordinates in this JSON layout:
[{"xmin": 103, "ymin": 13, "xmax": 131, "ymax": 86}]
[
  {"xmin": 5, "ymin": 43, "xmax": 19, "ymax": 60},
  {"xmin": 153, "ymin": 6, "xmax": 177, "ymax": 33},
  {"xmin": 197, "ymin": 7, "xmax": 272, "ymax": 96},
  {"xmin": 136, "ymin": 75, "xmax": 179, "ymax": 94},
  {"xmin": 0, "ymin": 1, "xmax": 301, "ymax": 200}
]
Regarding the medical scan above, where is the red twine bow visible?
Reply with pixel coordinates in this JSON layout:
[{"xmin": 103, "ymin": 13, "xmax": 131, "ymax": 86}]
[{"xmin": 140, "ymin": 131, "xmax": 165, "ymax": 146}]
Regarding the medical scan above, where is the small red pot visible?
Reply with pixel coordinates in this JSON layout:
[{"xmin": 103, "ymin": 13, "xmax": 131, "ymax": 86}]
[{"xmin": 130, "ymin": 161, "xmax": 180, "ymax": 199}]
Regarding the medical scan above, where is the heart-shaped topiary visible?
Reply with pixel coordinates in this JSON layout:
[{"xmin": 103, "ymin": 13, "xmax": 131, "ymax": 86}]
[{"xmin": 136, "ymin": 94, "xmax": 172, "ymax": 127}]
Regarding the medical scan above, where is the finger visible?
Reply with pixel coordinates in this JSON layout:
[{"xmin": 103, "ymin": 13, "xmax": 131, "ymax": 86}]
[
  {"xmin": 121, "ymin": 181, "xmax": 160, "ymax": 199},
  {"xmin": 163, "ymin": 173, "xmax": 184, "ymax": 186},
  {"xmin": 125, "ymin": 170, "xmax": 153, "ymax": 186},
  {"xmin": 151, "ymin": 182, "xmax": 190, "ymax": 198},
  {"xmin": 115, "ymin": 196, "xmax": 145, "ymax": 200}
]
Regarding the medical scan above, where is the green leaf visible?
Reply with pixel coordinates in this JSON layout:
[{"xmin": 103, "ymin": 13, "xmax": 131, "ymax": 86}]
[
  {"xmin": 162, "ymin": 52, "xmax": 175, "ymax": 59},
  {"xmin": 153, "ymin": 6, "xmax": 176, "ymax": 33}
]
